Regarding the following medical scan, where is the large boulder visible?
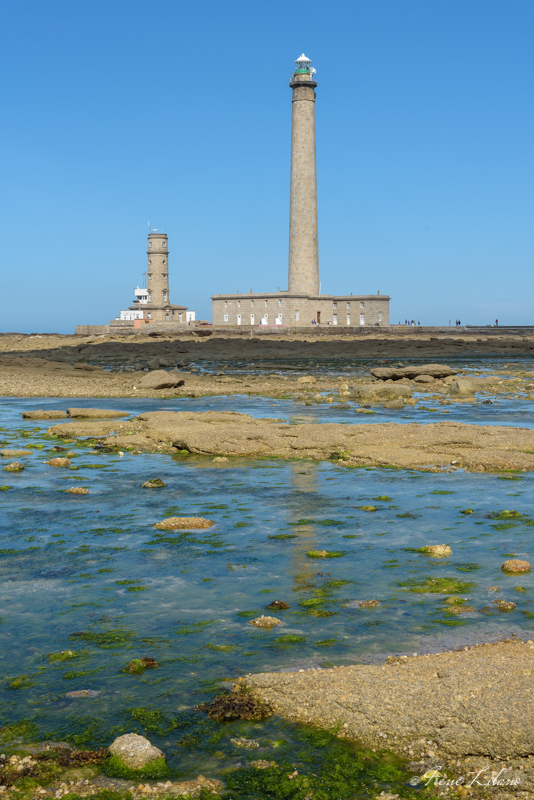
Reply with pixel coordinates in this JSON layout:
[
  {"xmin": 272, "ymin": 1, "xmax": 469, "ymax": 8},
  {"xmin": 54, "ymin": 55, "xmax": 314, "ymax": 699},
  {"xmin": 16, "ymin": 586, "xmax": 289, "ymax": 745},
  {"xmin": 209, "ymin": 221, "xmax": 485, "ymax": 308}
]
[
  {"xmin": 137, "ymin": 370, "xmax": 185, "ymax": 390},
  {"xmin": 350, "ymin": 383, "xmax": 412, "ymax": 400},
  {"xmin": 370, "ymin": 364, "xmax": 458, "ymax": 381},
  {"xmin": 449, "ymin": 377, "xmax": 499, "ymax": 396},
  {"xmin": 108, "ymin": 733, "xmax": 165, "ymax": 770}
]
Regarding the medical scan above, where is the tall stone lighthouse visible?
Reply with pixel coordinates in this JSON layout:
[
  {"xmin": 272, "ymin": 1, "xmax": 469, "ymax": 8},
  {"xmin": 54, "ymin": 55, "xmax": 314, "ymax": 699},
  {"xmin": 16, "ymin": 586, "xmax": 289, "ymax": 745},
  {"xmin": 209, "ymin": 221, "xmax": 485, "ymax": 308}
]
[
  {"xmin": 211, "ymin": 53, "xmax": 390, "ymax": 327},
  {"xmin": 288, "ymin": 54, "xmax": 319, "ymax": 295}
]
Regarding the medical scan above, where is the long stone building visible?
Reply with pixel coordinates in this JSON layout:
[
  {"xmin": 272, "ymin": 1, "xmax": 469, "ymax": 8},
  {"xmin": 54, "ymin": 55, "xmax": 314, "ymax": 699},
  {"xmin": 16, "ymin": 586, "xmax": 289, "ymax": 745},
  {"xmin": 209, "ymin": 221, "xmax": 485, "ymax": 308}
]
[{"xmin": 212, "ymin": 54, "xmax": 390, "ymax": 328}]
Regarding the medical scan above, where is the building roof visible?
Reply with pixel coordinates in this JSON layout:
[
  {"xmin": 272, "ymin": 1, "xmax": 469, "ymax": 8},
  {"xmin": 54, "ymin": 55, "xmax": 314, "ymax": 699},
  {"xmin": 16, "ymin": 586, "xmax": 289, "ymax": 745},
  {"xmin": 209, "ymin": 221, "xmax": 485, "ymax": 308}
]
[{"xmin": 295, "ymin": 53, "xmax": 311, "ymax": 63}]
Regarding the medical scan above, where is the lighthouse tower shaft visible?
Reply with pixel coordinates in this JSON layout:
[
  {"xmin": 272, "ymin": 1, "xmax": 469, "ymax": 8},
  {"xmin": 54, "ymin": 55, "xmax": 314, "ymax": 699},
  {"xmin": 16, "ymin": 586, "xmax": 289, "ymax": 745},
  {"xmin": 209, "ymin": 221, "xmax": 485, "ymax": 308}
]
[
  {"xmin": 147, "ymin": 232, "xmax": 169, "ymax": 306},
  {"xmin": 288, "ymin": 55, "xmax": 319, "ymax": 295}
]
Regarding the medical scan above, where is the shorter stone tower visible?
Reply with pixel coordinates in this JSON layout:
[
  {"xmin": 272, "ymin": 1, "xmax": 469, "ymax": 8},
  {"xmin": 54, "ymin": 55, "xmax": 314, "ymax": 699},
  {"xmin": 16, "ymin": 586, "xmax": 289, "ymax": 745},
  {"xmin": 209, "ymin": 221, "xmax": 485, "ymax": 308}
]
[{"xmin": 147, "ymin": 232, "xmax": 169, "ymax": 306}]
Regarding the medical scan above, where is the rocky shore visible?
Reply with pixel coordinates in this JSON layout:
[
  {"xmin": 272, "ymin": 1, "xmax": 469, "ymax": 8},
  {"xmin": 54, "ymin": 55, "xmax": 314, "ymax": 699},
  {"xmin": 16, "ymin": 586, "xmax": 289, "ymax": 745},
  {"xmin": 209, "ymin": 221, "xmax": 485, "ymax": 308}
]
[{"xmin": 0, "ymin": 330, "xmax": 533, "ymax": 398}]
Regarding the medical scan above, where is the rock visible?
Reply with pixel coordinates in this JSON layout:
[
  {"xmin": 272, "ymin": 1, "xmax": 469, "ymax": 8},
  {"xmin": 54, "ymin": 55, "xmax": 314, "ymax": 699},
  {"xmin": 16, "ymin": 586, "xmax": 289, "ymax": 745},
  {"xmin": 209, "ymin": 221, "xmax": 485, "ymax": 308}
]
[
  {"xmin": 449, "ymin": 377, "xmax": 498, "ymax": 396},
  {"xmin": 65, "ymin": 689, "xmax": 100, "ymax": 697},
  {"xmin": 370, "ymin": 364, "xmax": 458, "ymax": 381},
  {"xmin": 502, "ymin": 559, "xmax": 531, "ymax": 573},
  {"xmin": 356, "ymin": 599, "xmax": 381, "ymax": 608},
  {"xmin": 248, "ymin": 615, "xmax": 281, "ymax": 628},
  {"xmin": 0, "ymin": 449, "xmax": 32, "ymax": 457},
  {"xmin": 155, "ymin": 516, "xmax": 214, "ymax": 530},
  {"xmin": 22, "ymin": 410, "xmax": 68, "ymax": 419},
  {"xmin": 66, "ymin": 487, "xmax": 89, "ymax": 495},
  {"xmin": 230, "ymin": 737, "xmax": 259, "ymax": 749},
  {"xmin": 350, "ymin": 384, "xmax": 412, "ymax": 400},
  {"xmin": 447, "ymin": 605, "xmax": 476, "ymax": 614},
  {"xmin": 66, "ymin": 408, "xmax": 130, "ymax": 419},
  {"xmin": 141, "ymin": 478, "xmax": 166, "ymax": 488},
  {"xmin": 413, "ymin": 374, "xmax": 434, "ymax": 383},
  {"xmin": 492, "ymin": 599, "xmax": 517, "ymax": 612},
  {"xmin": 127, "ymin": 657, "xmax": 159, "ymax": 674},
  {"xmin": 383, "ymin": 398, "xmax": 404, "ymax": 409},
  {"xmin": 212, "ymin": 456, "xmax": 229, "ymax": 462},
  {"xmin": 45, "ymin": 457, "xmax": 72, "ymax": 468},
  {"xmin": 2, "ymin": 461, "xmax": 24, "ymax": 472},
  {"xmin": 108, "ymin": 733, "xmax": 165, "ymax": 770},
  {"xmin": 250, "ymin": 759, "xmax": 279, "ymax": 769},
  {"xmin": 488, "ymin": 586, "xmax": 499, "ymax": 591},
  {"xmin": 421, "ymin": 545, "xmax": 452, "ymax": 557},
  {"xmin": 137, "ymin": 370, "xmax": 186, "ymax": 390},
  {"xmin": 297, "ymin": 376, "xmax": 316, "ymax": 384},
  {"xmin": 265, "ymin": 600, "xmax": 290, "ymax": 610}
]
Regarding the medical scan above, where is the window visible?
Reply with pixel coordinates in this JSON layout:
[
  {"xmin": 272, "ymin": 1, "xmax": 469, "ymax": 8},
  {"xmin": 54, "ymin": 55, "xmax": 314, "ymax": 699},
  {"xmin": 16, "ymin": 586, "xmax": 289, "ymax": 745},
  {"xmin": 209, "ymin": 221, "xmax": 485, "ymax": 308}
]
[
  {"xmin": 163, "ymin": 292, "xmax": 167, "ymax": 302},
  {"xmin": 251, "ymin": 314, "xmax": 255, "ymax": 324},
  {"xmin": 360, "ymin": 301, "xmax": 365, "ymax": 309},
  {"xmin": 237, "ymin": 314, "xmax": 242, "ymax": 325},
  {"xmin": 278, "ymin": 313, "xmax": 282, "ymax": 320},
  {"xmin": 346, "ymin": 314, "xmax": 350, "ymax": 325},
  {"xmin": 347, "ymin": 302, "xmax": 350, "ymax": 309},
  {"xmin": 178, "ymin": 313, "xmax": 182, "ymax": 322},
  {"xmin": 238, "ymin": 300, "xmax": 241, "ymax": 308},
  {"xmin": 163, "ymin": 260, "xmax": 166, "ymax": 264},
  {"xmin": 264, "ymin": 314, "xmax": 268, "ymax": 321},
  {"xmin": 225, "ymin": 301, "xmax": 228, "ymax": 308},
  {"xmin": 295, "ymin": 310, "xmax": 299, "ymax": 322},
  {"xmin": 265, "ymin": 300, "xmax": 268, "ymax": 307},
  {"xmin": 148, "ymin": 294, "xmax": 152, "ymax": 302},
  {"xmin": 379, "ymin": 312, "xmax": 382, "ymax": 322},
  {"xmin": 161, "ymin": 241, "xmax": 164, "ymax": 247},
  {"xmin": 333, "ymin": 302, "xmax": 337, "ymax": 309},
  {"xmin": 333, "ymin": 314, "xmax": 338, "ymax": 325},
  {"xmin": 360, "ymin": 313, "xmax": 365, "ymax": 325},
  {"xmin": 279, "ymin": 299, "xmax": 282, "ymax": 306},
  {"xmin": 147, "ymin": 313, "xmax": 152, "ymax": 319},
  {"xmin": 149, "ymin": 260, "xmax": 152, "ymax": 265},
  {"xmin": 149, "ymin": 242, "xmax": 152, "ymax": 248},
  {"xmin": 165, "ymin": 313, "xmax": 169, "ymax": 321},
  {"xmin": 224, "ymin": 314, "xmax": 228, "ymax": 322},
  {"xmin": 251, "ymin": 300, "xmax": 254, "ymax": 308}
]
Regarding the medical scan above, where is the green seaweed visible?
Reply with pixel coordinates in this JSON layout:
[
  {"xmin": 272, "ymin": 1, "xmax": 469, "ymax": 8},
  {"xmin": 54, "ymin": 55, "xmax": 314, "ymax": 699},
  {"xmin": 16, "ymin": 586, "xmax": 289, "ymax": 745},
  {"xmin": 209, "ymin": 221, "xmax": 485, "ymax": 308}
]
[
  {"xmin": 397, "ymin": 577, "xmax": 477, "ymax": 594},
  {"xmin": 306, "ymin": 550, "xmax": 343, "ymax": 559},
  {"xmin": 102, "ymin": 755, "xmax": 170, "ymax": 781},
  {"xmin": 274, "ymin": 635, "xmax": 306, "ymax": 644}
]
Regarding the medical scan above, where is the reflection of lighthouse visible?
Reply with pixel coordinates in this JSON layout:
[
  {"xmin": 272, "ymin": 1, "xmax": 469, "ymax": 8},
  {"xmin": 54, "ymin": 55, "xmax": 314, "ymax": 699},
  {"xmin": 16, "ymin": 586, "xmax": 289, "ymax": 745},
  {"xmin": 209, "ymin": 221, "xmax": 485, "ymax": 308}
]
[{"xmin": 289, "ymin": 462, "xmax": 321, "ymax": 591}]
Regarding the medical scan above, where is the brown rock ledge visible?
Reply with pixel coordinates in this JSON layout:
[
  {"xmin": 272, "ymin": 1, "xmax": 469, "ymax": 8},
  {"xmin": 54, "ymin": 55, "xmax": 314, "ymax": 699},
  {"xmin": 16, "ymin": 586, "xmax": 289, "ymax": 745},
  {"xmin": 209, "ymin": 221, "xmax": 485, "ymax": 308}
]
[
  {"xmin": 241, "ymin": 640, "xmax": 534, "ymax": 760},
  {"xmin": 47, "ymin": 411, "xmax": 534, "ymax": 472}
]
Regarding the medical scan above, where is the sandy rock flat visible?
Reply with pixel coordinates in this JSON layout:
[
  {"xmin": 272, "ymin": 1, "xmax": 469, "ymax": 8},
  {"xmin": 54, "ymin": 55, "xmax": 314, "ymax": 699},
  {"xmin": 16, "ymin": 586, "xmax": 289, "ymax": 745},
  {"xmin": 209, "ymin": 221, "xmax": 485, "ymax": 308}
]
[
  {"xmin": 243, "ymin": 640, "xmax": 534, "ymax": 760},
  {"xmin": 48, "ymin": 410, "xmax": 534, "ymax": 472}
]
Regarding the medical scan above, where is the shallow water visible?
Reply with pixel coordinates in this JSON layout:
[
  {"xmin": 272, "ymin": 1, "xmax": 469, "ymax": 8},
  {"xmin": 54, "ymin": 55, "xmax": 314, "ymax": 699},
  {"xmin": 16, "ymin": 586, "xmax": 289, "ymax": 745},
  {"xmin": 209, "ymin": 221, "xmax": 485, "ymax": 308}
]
[{"xmin": 1, "ymin": 394, "xmax": 533, "ymax": 783}]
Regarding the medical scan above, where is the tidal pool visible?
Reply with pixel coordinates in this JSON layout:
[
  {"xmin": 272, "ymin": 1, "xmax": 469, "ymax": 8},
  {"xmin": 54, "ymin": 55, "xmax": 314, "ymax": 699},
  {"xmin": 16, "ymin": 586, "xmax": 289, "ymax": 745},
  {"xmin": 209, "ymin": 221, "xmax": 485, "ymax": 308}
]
[{"xmin": 1, "ymin": 395, "xmax": 533, "ymax": 788}]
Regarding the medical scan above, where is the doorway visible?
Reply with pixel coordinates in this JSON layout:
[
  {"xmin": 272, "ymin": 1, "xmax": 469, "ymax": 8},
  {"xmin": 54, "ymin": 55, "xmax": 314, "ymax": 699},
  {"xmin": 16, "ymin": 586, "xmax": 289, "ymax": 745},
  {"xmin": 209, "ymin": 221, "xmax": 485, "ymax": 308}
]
[{"xmin": 317, "ymin": 311, "xmax": 321, "ymax": 324}]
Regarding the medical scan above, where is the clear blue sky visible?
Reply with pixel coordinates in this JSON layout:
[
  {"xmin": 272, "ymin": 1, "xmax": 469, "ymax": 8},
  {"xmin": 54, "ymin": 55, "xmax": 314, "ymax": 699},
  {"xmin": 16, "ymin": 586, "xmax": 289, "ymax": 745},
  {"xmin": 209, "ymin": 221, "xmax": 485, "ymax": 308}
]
[{"xmin": 2, "ymin": 0, "xmax": 533, "ymax": 332}]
